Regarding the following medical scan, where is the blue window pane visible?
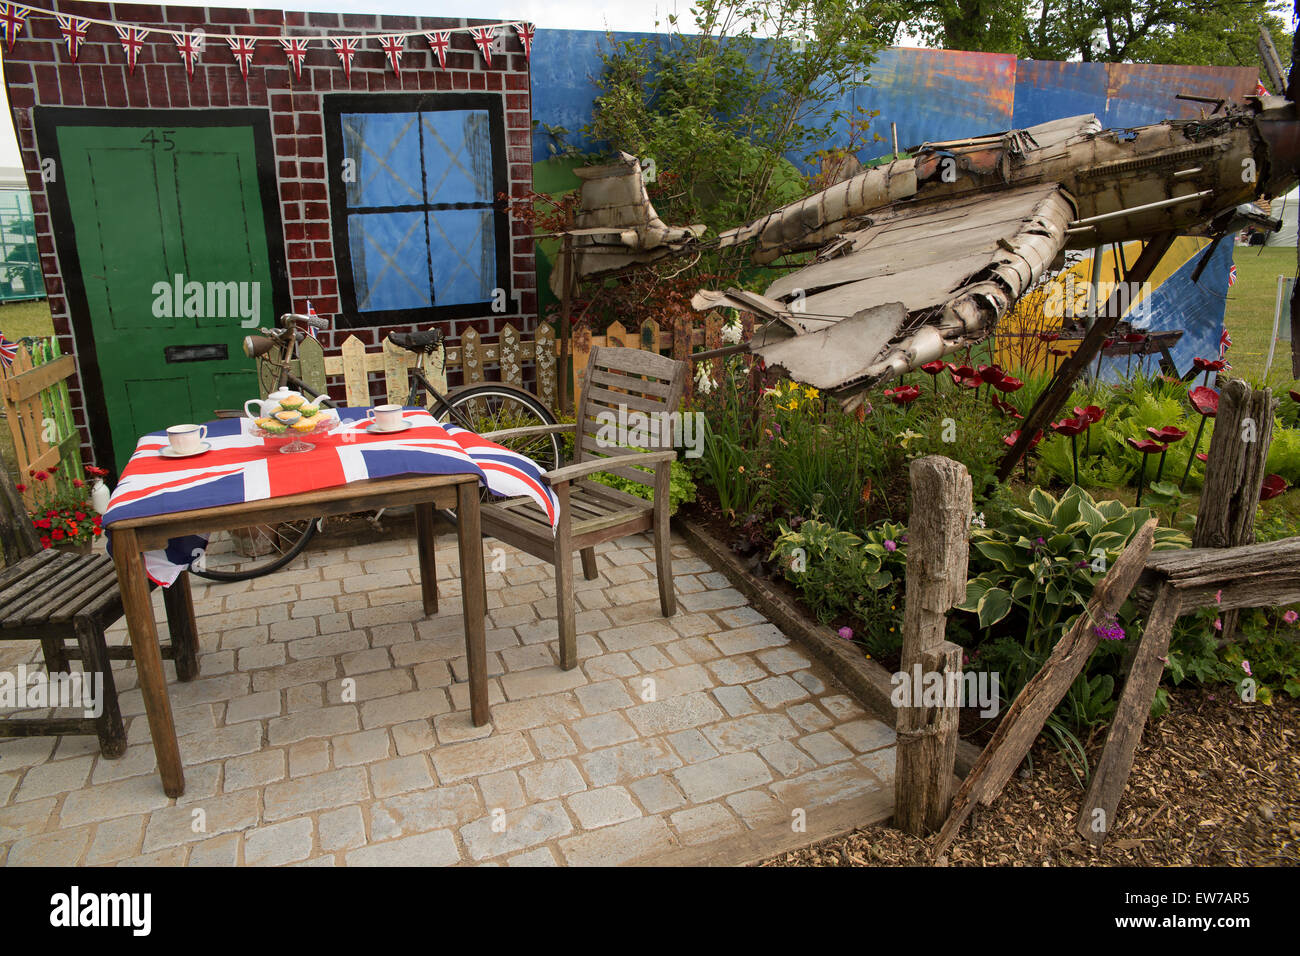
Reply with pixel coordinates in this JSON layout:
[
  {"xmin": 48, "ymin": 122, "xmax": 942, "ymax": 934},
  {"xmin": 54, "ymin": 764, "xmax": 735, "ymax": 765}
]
[
  {"xmin": 340, "ymin": 112, "xmax": 423, "ymax": 208},
  {"xmin": 428, "ymin": 209, "xmax": 496, "ymax": 306},
  {"xmin": 421, "ymin": 110, "xmax": 493, "ymax": 204},
  {"xmin": 347, "ymin": 211, "xmax": 431, "ymax": 311}
]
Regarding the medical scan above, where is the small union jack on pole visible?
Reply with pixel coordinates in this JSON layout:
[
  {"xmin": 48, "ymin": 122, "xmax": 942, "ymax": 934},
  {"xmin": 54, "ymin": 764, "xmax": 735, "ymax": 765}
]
[
  {"xmin": 116, "ymin": 25, "xmax": 150, "ymax": 75},
  {"xmin": 0, "ymin": 333, "xmax": 19, "ymax": 370}
]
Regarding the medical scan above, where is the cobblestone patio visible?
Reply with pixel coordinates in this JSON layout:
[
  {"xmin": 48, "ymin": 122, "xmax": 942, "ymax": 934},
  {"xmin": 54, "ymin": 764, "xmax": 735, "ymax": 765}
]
[{"xmin": 0, "ymin": 529, "xmax": 895, "ymax": 866}]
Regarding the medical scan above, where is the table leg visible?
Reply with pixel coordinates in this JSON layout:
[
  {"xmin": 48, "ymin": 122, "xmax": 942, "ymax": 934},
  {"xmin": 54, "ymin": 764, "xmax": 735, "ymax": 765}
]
[
  {"xmin": 414, "ymin": 502, "xmax": 438, "ymax": 616},
  {"xmin": 162, "ymin": 571, "xmax": 201, "ymax": 682},
  {"xmin": 456, "ymin": 481, "xmax": 489, "ymax": 726},
  {"xmin": 112, "ymin": 527, "xmax": 185, "ymax": 797}
]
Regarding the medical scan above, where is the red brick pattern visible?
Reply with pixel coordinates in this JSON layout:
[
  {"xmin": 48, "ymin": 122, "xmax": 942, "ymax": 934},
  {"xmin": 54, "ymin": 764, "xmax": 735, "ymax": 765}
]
[{"xmin": 2, "ymin": 2, "xmax": 535, "ymax": 461}]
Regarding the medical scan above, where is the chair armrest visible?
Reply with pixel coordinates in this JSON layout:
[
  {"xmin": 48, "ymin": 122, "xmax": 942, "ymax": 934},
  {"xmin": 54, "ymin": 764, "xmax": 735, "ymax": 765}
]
[
  {"xmin": 478, "ymin": 422, "xmax": 576, "ymax": 442},
  {"xmin": 544, "ymin": 450, "xmax": 676, "ymax": 486}
]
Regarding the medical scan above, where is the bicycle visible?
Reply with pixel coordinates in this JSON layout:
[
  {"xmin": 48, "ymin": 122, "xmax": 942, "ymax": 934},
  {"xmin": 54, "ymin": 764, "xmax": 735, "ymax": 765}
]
[{"xmin": 194, "ymin": 313, "xmax": 560, "ymax": 582}]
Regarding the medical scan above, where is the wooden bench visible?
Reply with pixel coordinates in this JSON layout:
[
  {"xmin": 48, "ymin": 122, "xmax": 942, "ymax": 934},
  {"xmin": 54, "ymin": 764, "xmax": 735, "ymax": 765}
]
[{"xmin": 0, "ymin": 462, "xmax": 199, "ymax": 757}]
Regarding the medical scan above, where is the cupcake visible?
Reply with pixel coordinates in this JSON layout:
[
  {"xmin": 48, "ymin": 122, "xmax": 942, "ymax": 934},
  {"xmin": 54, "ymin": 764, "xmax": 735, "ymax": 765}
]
[
  {"xmin": 273, "ymin": 409, "xmax": 302, "ymax": 426},
  {"xmin": 261, "ymin": 420, "xmax": 288, "ymax": 434},
  {"xmin": 290, "ymin": 419, "xmax": 317, "ymax": 433},
  {"xmin": 278, "ymin": 394, "xmax": 305, "ymax": 410},
  {"xmin": 298, "ymin": 403, "xmax": 320, "ymax": 418}
]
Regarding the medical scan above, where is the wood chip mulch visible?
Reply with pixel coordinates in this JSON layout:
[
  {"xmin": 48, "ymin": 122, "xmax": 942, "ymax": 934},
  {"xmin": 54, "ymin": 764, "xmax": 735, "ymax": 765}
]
[{"xmin": 760, "ymin": 687, "xmax": 1300, "ymax": 866}]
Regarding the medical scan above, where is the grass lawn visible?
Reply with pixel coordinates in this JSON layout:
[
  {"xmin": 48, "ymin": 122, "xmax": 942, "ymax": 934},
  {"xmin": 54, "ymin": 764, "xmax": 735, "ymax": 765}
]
[
  {"xmin": 0, "ymin": 298, "xmax": 54, "ymax": 339},
  {"xmin": 1224, "ymin": 245, "xmax": 1296, "ymax": 391}
]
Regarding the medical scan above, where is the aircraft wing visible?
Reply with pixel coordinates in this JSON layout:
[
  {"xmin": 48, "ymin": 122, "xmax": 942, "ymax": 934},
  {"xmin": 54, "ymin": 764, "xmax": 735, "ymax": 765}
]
[{"xmin": 695, "ymin": 182, "xmax": 1075, "ymax": 399}]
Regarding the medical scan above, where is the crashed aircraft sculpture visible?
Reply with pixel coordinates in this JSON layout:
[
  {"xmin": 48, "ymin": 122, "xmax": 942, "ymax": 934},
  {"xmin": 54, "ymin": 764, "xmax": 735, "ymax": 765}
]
[{"xmin": 681, "ymin": 98, "xmax": 1299, "ymax": 404}]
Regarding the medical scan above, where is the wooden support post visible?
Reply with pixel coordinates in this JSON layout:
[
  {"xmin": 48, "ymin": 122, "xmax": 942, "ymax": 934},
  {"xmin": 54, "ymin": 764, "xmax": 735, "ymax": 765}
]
[
  {"xmin": 997, "ymin": 232, "xmax": 1175, "ymax": 481},
  {"xmin": 1075, "ymin": 581, "xmax": 1181, "ymax": 845},
  {"xmin": 559, "ymin": 232, "xmax": 574, "ymax": 415},
  {"xmin": 895, "ymin": 456, "xmax": 972, "ymax": 836},
  {"xmin": 931, "ymin": 519, "xmax": 1157, "ymax": 858},
  {"xmin": 1192, "ymin": 378, "xmax": 1276, "ymax": 642}
]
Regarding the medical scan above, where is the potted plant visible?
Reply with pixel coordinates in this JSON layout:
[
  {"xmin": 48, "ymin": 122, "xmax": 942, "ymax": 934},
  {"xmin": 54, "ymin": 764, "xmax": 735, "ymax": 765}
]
[{"xmin": 17, "ymin": 466, "xmax": 104, "ymax": 554}]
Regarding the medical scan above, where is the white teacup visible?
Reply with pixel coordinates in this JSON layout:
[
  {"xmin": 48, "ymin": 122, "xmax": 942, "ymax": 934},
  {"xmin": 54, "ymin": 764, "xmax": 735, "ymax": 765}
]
[
  {"xmin": 244, "ymin": 388, "xmax": 302, "ymax": 419},
  {"xmin": 367, "ymin": 404, "xmax": 404, "ymax": 431},
  {"xmin": 167, "ymin": 424, "xmax": 208, "ymax": 455}
]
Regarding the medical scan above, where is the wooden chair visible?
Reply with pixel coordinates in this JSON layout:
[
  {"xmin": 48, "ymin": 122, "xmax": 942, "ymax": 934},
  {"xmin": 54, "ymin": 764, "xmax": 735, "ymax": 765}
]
[
  {"xmin": 0, "ymin": 462, "xmax": 199, "ymax": 757},
  {"xmin": 480, "ymin": 346, "xmax": 687, "ymax": 669}
]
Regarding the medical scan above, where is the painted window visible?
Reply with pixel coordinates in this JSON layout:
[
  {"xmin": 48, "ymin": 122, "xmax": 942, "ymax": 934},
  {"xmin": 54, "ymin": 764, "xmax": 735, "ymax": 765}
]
[{"xmin": 326, "ymin": 94, "xmax": 509, "ymax": 326}]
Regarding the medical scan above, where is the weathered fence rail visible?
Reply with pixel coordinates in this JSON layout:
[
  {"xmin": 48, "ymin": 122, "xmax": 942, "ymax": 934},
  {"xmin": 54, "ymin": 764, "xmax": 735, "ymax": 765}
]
[{"xmin": 0, "ymin": 337, "xmax": 83, "ymax": 508}]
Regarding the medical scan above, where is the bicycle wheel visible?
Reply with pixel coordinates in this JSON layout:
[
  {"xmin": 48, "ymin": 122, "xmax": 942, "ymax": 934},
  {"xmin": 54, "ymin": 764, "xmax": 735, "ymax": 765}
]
[
  {"xmin": 435, "ymin": 382, "xmax": 562, "ymax": 481},
  {"xmin": 189, "ymin": 518, "xmax": 318, "ymax": 582}
]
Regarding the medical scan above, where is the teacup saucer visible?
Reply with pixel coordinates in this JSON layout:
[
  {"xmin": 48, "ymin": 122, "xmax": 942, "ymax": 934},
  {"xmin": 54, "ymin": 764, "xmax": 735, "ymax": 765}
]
[
  {"xmin": 160, "ymin": 442, "xmax": 211, "ymax": 458},
  {"xmin": 366, "ymin": 420, "xmax": 411, "ymax": 434}
]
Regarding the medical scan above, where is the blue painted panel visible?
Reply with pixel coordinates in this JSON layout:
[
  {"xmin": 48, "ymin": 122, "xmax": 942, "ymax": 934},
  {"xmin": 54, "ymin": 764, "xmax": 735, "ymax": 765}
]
[
  {"xmin": 347, "ymin": 211, "xmax": 430, "ymax": 312},
  {"xmin": 428, "ymin": 209, "xmax": 496, "ymax": 305},
  {"xmin": 1012, "ymin": 61, "xmax": 1109, "ymax": 129},
  {"xmin": 341, "ymin": 111, "xmax": 423, "ymax": 207}
]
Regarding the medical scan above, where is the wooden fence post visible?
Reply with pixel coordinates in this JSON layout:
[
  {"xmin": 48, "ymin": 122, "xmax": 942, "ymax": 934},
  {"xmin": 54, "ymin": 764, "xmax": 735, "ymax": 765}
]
[
  {"xmin": 1192, "ymin": 378, "xmax": 1276, "ymax": 641},
  {"xmin": 895, "ymin": 455, "xmax": 972, "ymax": 836}
]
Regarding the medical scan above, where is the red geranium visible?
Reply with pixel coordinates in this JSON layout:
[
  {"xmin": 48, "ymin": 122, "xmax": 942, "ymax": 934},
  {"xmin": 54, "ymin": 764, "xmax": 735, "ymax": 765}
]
[
  {"xmin": 51, "ymin": 529, "xmax": 64, "ymax": 541},
  {"xmin": 35, "ymin": 518, "xmax": 51, "ymax": 529},
  {"xmin": 85, "ymin": 465, "xmax": 109, "ymax": 478},
  {"xmin": 72, "ymin": 478, "xmax": 84, "ymax": 489},
  {"xmin": 1188, "ymin": 387, "xmax": 1219, "ymax": 417},
  {"xmin": 1260, "ymin": 474, "xmax": 1288, "ymax": 501}
]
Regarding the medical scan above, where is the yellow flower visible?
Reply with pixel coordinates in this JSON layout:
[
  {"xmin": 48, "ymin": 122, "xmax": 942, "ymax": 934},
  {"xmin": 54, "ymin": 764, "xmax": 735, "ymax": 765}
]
[
  {"xmin": 737, "ymin": 466, "xmax": 745, "ymax": 474},
  {"xmin": 785, "ymin": 400, "xmax": 799, "ymax": 411},
  {"xmin": 804, "ymin": 386, "xmax": 819, "ymax": 400}
]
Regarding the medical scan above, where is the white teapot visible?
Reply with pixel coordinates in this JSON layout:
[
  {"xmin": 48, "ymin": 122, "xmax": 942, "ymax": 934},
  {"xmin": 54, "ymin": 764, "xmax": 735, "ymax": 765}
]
[{"xmin": 244, "ymin": 388, "xmax": 302, "ymax": 419}]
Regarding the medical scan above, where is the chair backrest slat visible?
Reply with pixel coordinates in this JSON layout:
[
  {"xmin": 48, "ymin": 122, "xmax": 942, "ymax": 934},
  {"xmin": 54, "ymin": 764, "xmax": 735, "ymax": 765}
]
[
  {"xmin": 0, "ymin": 456, "xmax": 41, "ymax": 565},
  {"xmin": 575, "ymin": 346, "xmax": 688, "ymax": 488}
]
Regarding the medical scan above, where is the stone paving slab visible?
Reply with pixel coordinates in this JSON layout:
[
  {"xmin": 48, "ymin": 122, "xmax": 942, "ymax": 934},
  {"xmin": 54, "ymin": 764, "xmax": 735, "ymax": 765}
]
[{"xmin": 0, "ymin": 529, "xmax": 894, "ymax": 866}]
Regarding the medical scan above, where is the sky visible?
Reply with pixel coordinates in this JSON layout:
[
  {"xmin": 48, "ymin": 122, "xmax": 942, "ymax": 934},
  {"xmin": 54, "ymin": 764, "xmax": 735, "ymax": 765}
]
[{"xmin": 0, "ymin": 0, "xmax": 701, "ymax": 166}]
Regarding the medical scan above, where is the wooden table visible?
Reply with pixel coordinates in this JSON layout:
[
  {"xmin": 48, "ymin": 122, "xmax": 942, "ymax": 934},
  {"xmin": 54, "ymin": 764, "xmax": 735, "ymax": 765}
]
[{"xmin": 108, "ymin": 473, "xmax": 489, "ymax": 797}]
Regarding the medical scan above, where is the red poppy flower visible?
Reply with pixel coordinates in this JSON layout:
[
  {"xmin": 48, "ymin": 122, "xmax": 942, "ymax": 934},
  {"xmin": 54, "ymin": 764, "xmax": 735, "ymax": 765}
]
[
  {"xmin": 14, "ymin": 483, "xmax": 25, "ymax": 492},
  {"xmin": 1196, "ymin": 452, "xmax": 1209, "ymax": 462},
  {"xmin": 1049, "ymin": 347, "xmax": 1070, "ymax": 357},
  {"xmin": 1123, "ymin": 333, "xmax": 1146, "ymax": 344},
  {"xmin": 992, "ymin": 376, "xmax": 1024, "ymax": 394},
  {"xmin": 1102, "ymin": 338, "xmax": 1115, "ymax": 349},
  {"xmin": 1038, "ymin": 332, "xmax": 1061, "ymax": 342},
  {"xmin": 977, "ymin": 364, "xmax": 1006, "ymax": 385},
  {"xmin": 1072, "ymin": 405, "xmax": 1105, "ymax": 424},
  {"xmin": 1260, "ymin": 474, "xmax": 1288, "ymax": 501},
  {"xmin": 1050, "ymin": 417, "xmax": 1090, "ymax": 436},
  {"xmin": 33, "ymin": 470, "xmax": 48, "ymax": 481},
  {"xmin": 1192, "ymin": 357, "xmax": 1226, "ymax": 373},
  {"xmin": 1188, "ymin": 387, "xmax": 1219, "ymax": 418},
  {"xmin": 1126, "ymin": 437, "xmax": 1163, "ymax": 454},
  {"xmin": 1003, "ymin": 429, "xmax": 1043, "ymax": 449},
  {"xmin": 1290, "ymin": 389, "xmax": 1300, "ymax": 404},
  {"xmin": 1146, "ymin": 426, "xmax": 1187, "ymax": 444},
  {"xmin": 920, "ymin": 361, "xmax": 946, "ymax": 376},
  {"xmin": 991, "ymin": 396, "xmax": 1023, "ymax": 419},
  {"xmin": 884, "ymin": 384, "xmax": 921, "ymax": 405}
]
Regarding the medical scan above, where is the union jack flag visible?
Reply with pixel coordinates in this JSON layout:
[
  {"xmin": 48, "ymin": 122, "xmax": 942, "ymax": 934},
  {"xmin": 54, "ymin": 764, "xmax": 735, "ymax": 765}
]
[
  {"xmin": 471, "ymin": 26, "xmax": 496, "ymax": 67},
  {"xmin": 280, "ymin": 37, "xmax": 310, "ymax": 80},
  {"xmin": 56, "ymin": 14, "xmax": 89, "ymax": 61},
  {"xmin": 378, "ymin": 34, "xmax": 404, "ymax": 76},
  {"xmin": 426, "ymin": 30, "xmax": 451, "ymax": 69},
  {"xmin": 1, "ymin": 3, "xmax": 29, "ymax": 54},
  {"xmin": 514, "ymin": 22, "xmax": 534, "ymax": 61},
  {"xmin": 1228, "ymin": 264, "xmax": 1237, "ymax": 287},
  {"xmin": 1256, "ymin": 81, "xmax": 1269, "ymax": 96},
  {"xmin": 116, "ymin": 25, "xmax": 149, "ymax": 75},
  {"xmin": 0, "ymin": 333, "xmax": 18, "ymax": 369},
  {"xmin": 103, "ymin": 409, "xmax": 559, "ymax": 585},
  {"xmin": 330, "ymin": 37, "xmax": 359, "ymax": 81},
  {"xmin": 174, "ymin": 30, "xmax": 202, "ymax": 78},
  {"xmin": 306, "ymin": 300, "xmax": 322, "ymax": 340},
  {"xmin": 228, "ymin": 36, "xmax": 256, "ymax": 82}
]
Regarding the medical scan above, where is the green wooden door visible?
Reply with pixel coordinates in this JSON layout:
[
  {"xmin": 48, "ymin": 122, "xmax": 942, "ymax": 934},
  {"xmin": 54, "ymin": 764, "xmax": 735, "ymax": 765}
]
[{"xmin": 55, "ymin": 123, "xmax": 276, "ymax": 468}]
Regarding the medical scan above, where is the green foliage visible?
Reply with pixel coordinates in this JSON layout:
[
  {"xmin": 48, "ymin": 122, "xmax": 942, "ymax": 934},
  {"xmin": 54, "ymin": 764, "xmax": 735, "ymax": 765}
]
[
  {"xmin": 1265, "ymin": 426, "xmax": 1300, "ymax": 485},
  {"xmin": 591, "ymin": 460, "xmax": 698, "ymax": 515}
]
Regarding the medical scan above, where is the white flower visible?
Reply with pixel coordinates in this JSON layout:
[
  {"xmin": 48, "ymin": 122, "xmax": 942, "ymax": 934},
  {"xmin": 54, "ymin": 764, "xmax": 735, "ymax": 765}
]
[
  {"xmin": 721, "ymin": 320, "xmax": 742, "ymax": 345},
  {"xmin": 970, "ymin": 512, "xmax": 986, "ymax": 529},
  {"xmin": 695, "ymin": 363, "xmax": 717, "ymax": 395}
]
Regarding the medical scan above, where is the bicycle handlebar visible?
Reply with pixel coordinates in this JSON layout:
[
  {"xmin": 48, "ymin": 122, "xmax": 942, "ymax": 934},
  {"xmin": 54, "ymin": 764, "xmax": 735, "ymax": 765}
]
[{"xmin": 280, "ymin": 312, "xmax": 330, "ymax": 331}]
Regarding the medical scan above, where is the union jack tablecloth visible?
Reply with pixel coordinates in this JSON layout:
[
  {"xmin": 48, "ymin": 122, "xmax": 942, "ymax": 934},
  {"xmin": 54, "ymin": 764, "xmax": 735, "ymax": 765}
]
[{"xmin": 103, "ymin": 408, "xmax": 559, "ymax": 586}]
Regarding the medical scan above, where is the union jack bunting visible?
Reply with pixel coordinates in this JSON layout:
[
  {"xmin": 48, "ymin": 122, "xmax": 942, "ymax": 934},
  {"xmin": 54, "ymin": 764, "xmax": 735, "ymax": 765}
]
[
  {"xmin": 425, "ymin": 29, "xmax": 451, "ymax": 69},
  {"xmin": 280, "ymin": 36, "xmax": 310, "ymax": 80},
  {"xmin": 116, "ymin": 25, "xmax": 149, "ymax": 74},
  {"xmin": 0, "ymin": 3, "xmax": 29, "ymax": 54},
  {"xmin": 330, "ymin": 36, "xmax": 359, "ymax": 81},
  {"xmin": 0, "ymin": 333, "xmax": 18, "ymax": 369},
  {"xmin": 173, "ymin": 30, "xmax": 202, "ymax": 78},
  {"xmin": 378, "ymin": 34, "xmax": 404, "ymax": 76},
  {"xmin": 228, "ymin": 36, "xmax": 256, "ymax": 81},
  {"xmin": 103, "ymin": 409, "xmax": 559, "ymax": 586},
  {"xmin": 514, "ymin": 22, "xmax": 534, "ymax": 61},
  {"xmin": 470, "ymin": 26, "xmax": 495, "ymax": 67},
  {"xmin": 55, "ymin": 14, "xmax": 88, "ymax": 61}
]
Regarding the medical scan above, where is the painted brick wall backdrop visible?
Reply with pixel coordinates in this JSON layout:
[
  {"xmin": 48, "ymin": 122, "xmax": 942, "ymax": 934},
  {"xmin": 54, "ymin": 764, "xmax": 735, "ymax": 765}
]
[{"xmin": 2, "ymin": 1, "xmax": 536, "ymax": 467}]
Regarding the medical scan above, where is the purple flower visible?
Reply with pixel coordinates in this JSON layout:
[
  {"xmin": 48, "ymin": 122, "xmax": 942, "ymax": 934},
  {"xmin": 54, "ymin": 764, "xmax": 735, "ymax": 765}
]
[
  {"xmin": 1092, "ymin": 613, "xmax": 1125, "ymax": 641},
  {"xmin": 1242, "ymin": 660, "xmax": 1252, "ymax": 677},
  {"xmin": 884, "ymin": 540, "xmax": 897, "ymax": 552},
  {"xmin": 837, "ymin": 626, "xmax": 854, "ymax": 641},
  {"xmin": 1284, "ymin": 610, "xmax": 1298, "ymax": 625}
]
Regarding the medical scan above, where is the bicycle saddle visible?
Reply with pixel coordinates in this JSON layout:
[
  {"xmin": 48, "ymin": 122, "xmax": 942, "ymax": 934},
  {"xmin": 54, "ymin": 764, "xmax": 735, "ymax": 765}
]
[{"xmin": 389, "ymin": 330, "xmax": 444, "ymax": 353}]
